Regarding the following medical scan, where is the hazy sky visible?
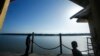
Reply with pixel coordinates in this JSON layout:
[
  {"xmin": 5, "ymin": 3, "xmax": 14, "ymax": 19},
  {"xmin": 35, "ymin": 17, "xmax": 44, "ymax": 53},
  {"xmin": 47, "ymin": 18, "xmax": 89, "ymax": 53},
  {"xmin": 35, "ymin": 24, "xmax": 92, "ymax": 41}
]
[{"xmin": 2, "ymin": 0, "xmax": 90, "ymax": 33}]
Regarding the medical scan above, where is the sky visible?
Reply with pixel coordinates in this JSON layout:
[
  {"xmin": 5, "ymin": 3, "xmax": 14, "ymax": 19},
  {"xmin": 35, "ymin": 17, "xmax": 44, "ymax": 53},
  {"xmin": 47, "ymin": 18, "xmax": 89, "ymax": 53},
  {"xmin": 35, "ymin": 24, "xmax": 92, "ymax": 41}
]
[
  {"xmin": 0, "ymin": 0, "xmax": 91, "ymax": 54},
  {"xmin": 1, "ymin": 0, "xmax": 90, "ymax": 33}
]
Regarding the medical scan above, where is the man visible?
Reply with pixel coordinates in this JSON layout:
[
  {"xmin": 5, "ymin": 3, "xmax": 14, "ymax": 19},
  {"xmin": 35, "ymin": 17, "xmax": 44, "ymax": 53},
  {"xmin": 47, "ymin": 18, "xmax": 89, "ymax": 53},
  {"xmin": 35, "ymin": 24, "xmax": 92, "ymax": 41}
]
[{"xmin": 22, "ymin": 34, "xmax": 31, "ymax": 56}]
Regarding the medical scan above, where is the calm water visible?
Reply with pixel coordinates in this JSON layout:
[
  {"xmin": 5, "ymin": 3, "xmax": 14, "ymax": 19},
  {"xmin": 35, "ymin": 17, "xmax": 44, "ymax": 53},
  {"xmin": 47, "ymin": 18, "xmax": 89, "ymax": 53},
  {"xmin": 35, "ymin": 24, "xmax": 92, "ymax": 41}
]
[{"xmin": 0, "ymin": 35, "xmax": 90, "ymax": 54}]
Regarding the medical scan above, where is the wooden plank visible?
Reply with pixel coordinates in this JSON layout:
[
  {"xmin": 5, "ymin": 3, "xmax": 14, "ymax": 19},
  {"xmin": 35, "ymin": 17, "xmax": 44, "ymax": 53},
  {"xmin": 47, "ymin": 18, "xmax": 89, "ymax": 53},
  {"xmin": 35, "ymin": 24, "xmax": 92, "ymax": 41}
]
[{"xmin": 0, "ymin": 0, "xmax": 10, "ymax": 30}]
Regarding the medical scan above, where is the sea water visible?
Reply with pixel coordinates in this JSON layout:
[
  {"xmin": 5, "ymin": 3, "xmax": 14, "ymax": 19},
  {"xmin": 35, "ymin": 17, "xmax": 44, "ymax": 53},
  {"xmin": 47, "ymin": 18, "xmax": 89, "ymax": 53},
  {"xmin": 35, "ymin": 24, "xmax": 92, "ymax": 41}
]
[{"xmin": 0, "ymin": 35, "xmax": 90, "ymax": 54}]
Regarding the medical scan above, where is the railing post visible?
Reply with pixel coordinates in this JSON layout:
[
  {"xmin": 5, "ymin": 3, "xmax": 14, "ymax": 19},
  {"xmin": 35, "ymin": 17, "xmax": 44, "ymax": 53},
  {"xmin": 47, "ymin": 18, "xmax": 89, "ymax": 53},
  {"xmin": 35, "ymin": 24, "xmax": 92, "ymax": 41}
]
[
  {"xmin": 59, "ymin": 33, "xmax": 63, "ymax": 55},
  {"xmin": 87, "ymin": 37, "xmax": 89, "ymax": 56},
  {"xmin": 31, "ymin": 32, "xmax": 34, "ymax": 53}
]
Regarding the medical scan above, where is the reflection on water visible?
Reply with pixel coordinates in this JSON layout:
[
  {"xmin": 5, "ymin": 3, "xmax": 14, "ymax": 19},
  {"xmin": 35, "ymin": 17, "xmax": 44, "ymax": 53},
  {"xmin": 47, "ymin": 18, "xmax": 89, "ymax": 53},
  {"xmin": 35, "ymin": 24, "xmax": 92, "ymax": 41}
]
[
  {"xmin": 0, "ymin": 35, "xmax": 26, "ymax": 53},
  {"xmin": 0, "ymin": 35, "xmax": 90, "ymax": 54}
]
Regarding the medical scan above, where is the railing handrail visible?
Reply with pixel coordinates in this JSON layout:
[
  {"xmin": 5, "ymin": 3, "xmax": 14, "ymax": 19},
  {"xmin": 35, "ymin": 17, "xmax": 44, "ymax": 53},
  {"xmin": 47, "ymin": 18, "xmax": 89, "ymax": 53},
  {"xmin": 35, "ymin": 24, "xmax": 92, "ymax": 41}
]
[{"xmin": 0, "ymin": 33, "xmax": 91, "ymax": 36}]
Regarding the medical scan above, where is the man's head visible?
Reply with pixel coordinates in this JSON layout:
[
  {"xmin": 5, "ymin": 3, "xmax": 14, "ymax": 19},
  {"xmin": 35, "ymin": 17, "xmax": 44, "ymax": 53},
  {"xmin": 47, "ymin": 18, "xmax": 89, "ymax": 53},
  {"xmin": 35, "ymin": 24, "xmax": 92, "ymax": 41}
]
[
  {"xmin": 71, "ymin": 41, "xmax": 78, "ymax": 49},
  {"xmin": 26, "ymin": 34, "xmax": 31, "ymax": 39}
]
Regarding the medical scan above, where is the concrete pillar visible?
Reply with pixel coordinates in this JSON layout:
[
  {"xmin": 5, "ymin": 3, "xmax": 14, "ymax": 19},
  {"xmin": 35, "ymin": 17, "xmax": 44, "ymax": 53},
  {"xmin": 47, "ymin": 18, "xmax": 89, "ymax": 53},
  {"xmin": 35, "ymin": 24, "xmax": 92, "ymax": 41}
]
[
  {"xmin": 89, "ymin": 0, "xmax": 100, "ymax": 56},
  {"xmin": 88, "ymin": 16, "xmax": 97, "ymax": 56}
]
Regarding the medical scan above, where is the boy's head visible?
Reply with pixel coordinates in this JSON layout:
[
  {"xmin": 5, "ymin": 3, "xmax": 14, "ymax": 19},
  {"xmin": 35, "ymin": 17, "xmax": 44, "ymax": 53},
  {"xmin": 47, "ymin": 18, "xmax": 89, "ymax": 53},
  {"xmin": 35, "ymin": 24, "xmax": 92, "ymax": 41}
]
[{"xmin": 71, "ymin": 41, "xmax": 78, "ymax": 49}]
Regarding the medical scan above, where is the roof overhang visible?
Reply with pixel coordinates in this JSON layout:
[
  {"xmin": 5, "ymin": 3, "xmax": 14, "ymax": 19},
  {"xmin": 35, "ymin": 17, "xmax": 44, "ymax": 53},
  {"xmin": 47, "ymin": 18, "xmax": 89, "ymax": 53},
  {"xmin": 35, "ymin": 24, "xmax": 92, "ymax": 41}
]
[
  {"xmin": 70, "ymin": 0, "xmax": 90, "ymax": 23},
  {"xmin": 70, "ymin": 6, "xmax": 90, "ymax": 23},
  {"xmin": 70, "ymin": 0, "xmax": 89, "ymax": 8}
]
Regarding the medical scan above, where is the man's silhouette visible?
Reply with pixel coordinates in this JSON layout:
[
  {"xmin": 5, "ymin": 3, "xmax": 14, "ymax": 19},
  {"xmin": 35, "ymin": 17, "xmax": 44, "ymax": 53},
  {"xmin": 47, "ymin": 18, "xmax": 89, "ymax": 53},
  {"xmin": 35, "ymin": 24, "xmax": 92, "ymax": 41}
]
[
  {"xmin": 71, "ymin": 41, "xmax": 83, "ymax": 56},
  {"xmin": 22, "ymin": 34, "xmax": 31, "ymax": 56}
]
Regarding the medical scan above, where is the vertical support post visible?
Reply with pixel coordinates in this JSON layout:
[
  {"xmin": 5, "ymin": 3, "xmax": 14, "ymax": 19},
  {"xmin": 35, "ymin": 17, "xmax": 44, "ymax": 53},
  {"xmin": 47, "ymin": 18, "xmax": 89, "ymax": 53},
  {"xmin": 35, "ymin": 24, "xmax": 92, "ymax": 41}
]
[
  {"xmin": 59, "ymin": 33, "xmax": 62, "ymax": 55},
  {"xmin": 87, "ymin": 37, "xmax": 89, "ymax": 56},
  {"xmin": 31, "ymin": 32, "xmax": 34, "ymax": 53},
  {"xmin": 89, "ymin": 0, "xmax": 100, "ymax": 55}
]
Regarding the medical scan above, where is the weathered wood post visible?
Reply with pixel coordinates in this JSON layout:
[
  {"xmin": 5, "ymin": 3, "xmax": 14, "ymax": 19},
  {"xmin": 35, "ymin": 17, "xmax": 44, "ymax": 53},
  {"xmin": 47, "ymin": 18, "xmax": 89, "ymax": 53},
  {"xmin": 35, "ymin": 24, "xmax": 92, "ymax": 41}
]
[{"xmin": 59, "ymin": 33, "xmax": 63, "ymax": 55}]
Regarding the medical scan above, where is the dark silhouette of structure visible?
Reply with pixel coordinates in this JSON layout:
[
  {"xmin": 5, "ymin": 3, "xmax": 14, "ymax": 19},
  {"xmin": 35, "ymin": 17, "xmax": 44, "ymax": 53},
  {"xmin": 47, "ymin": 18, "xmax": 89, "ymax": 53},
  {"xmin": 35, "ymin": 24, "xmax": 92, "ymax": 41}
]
[
  {"xmin": 22, "ymin": 34, "xmax": 31, "ymax": 56},
  {"xmin": 70, "ymin": 0, "xmax": 100, "ymax": 56},
  {"xmin": 71, "ymin": 41, "xmax": 83, "ymax": 56}
]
